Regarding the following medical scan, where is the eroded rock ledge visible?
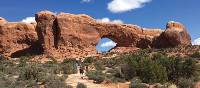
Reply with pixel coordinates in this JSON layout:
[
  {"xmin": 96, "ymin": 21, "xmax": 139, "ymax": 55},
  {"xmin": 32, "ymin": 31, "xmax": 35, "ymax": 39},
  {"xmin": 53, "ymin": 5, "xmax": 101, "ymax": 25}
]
[{"xmin": 0, "ymin": 11, "xmax": 191, "ymax": 58}]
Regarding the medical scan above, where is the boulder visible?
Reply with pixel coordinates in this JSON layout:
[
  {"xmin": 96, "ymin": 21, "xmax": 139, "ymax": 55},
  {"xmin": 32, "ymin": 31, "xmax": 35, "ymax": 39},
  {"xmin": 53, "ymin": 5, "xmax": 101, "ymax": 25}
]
[
  {"xmin": 153, "ymin": 21, "xmax": 191, "ymax": 48},
  {"xmin": 164, "ymin": 21, "xmax": 191, "ymax": 46}
]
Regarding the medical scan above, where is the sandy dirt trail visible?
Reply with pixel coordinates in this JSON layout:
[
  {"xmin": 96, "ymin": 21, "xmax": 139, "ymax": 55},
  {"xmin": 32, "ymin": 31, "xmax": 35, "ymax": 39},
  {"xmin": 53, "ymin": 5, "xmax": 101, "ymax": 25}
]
[{"xmin": 65, "ymin": 73, "xmax": 129, "ymax": 88}]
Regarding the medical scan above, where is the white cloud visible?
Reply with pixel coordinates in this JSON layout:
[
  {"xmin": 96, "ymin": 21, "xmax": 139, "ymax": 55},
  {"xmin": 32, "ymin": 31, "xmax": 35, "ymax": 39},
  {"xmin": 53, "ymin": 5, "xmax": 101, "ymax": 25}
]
[
  {"xmin": 108, "ymin": 0, "xmax": 152, "ymax": 13},
  {"xmin": 82, "ymin": 0, "xmax": 91, "ymax": 2},
  {"xmin": 192, "ymin": 38, "xmax": 200, "ymax": 45},
  {"xmin": 100, "ymin": 41, "xmax": 117, "ymax": 47},
  {"xmin": 21, "ymin": 17, "xmax": 36, "ymax": 24},
  {"xmin": 97, "ymin": 17, "xmax": 123, "ymax": 24}
]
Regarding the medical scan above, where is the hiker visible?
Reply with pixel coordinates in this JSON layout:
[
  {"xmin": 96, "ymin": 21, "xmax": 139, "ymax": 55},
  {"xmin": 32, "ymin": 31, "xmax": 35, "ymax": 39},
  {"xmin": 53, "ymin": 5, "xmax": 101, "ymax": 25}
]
[
  {"xmin": 79, "ymin": 60, "xmax": 85, "ymax": 79},
  {"xmin": 85, "ymin": 65, "xmax": 89, "ymax": 72}
]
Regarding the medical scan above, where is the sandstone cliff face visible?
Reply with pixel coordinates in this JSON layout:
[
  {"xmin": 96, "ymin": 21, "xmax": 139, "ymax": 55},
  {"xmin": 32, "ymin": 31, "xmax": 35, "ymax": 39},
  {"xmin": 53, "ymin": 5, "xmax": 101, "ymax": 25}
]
[
  {"xmin": 153, "ymin": 21, "xmax": 191, "ymax": 48},
  {"xmin": 35, "ymin": 11, "xmax": 56, "ymax": 54},
  {"xmin": 0, "ymin": 22, "xmax": 39, "ymax": 57},
  {"xmin": 55, "ymin": 13, "xmax": 101, "ymax": 58},
  {"xmin": 0, "ymin": 11, "xmax": 192, "ymax": 58},
  {"xmin": 35, "ymin": 11, "xmax": 101, "ymax": 58}
]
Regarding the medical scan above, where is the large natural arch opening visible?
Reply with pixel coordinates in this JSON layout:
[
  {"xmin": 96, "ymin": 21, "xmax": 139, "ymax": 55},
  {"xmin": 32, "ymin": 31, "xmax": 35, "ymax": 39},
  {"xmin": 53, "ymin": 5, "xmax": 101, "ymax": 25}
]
[{"xmin": 96, "ymin": 38, "xmax": 117, "ymax": 53}]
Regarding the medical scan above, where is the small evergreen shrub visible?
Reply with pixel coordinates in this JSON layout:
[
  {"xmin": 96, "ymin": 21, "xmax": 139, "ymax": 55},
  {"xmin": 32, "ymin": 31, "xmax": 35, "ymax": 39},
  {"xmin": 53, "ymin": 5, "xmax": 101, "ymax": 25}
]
[
  {"xmin": 129, "ymin": 78, "xmax": 148, "ymax": 88},
  {"xmin": 94, "ymin": 61, "xmax": 105, "ymax": 71},
  {"xmin": 84, "ymin": 57, "xmax": 94, "ymax": 64},
  {"xmin": 61, "ymin": 59, "xmax": 77, "ymax": 74},
  {"xmin": 177, "ymin": 78, "xmax": 194, "ymax": 88},
  {"xmin": 76, "ymin": 82, "xmax": 87, "ymax": 88},
  {"xmin": 19, "ymin": 63, "xmax": 45, "ymax": 81},
  {"xmin": 190, "ymin": 51, "xmax": 200, "ymax": 58},
  {"xmin": 86, "ymin": 70, "xmax": 105, "ymax": 84}
]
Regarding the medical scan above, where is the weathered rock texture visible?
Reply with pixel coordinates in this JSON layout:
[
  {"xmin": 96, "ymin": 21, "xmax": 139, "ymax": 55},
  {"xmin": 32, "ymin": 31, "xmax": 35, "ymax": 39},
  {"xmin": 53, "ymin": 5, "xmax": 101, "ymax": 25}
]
[
  {"xmin": 152, "ymin": 21, "xmax": 191, "ymax": 48},
  {"xmin": 0, "ymin": 22, "xmax": 40, "ymax": 57},
  {"xmin": 35, "ymin": 11, "xmax": 56, "ymax": 54},
  {"xmin": 0, "ymin": 11, "xmax": 192, "ymax": 58}
]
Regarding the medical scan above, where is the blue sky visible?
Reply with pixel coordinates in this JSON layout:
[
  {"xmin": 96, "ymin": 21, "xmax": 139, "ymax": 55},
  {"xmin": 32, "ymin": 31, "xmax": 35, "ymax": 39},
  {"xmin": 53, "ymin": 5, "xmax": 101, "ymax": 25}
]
[{"xmin": 0, "ymin": 0, "xmax": 200, "ymax": 52}]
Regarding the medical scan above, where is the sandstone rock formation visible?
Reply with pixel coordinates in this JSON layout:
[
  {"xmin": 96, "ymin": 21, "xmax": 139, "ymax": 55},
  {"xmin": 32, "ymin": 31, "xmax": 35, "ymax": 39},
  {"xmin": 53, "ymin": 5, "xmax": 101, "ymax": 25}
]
[
  {"xmin": 0, "ymin": 22, "xmax": 39, "ymax": 57},
  {"xmin": 152, "ymin": 21, "xmax": 191, "ymax": 48},
  {"xmin": 0, "ymin": 11, "xmax": 192, "ymax": 58},
  {"xmin": 35, "ymin": 11, "xmax": 56, "ymax": 54},
  {"xmin": 0, "ymin": 17, "xmax": 7, "ymax": 24}
]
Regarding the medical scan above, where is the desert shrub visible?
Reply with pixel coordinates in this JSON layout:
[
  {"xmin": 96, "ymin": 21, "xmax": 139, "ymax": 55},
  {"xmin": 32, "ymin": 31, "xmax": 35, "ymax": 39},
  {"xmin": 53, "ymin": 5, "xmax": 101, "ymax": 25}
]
[
  {"xmin": 0, "ymin": 59, "xmax": 19, "ymax": 75},
  {"xmin": 0, "ymin": 75, "xmax": 40, "ymax": 88},
  {"xmin": 153, "ymin": 53, "xmax": 198, "ymax": 82},
  {"xmin": 136, "ymin": 48, "xmax": 152, "ymax": 56},
  {"xmin": 176, "ymin": 78, "xmax": 194, "ymax": 88},
  {"xmin": 121, "ymin": 54, "xmax": 168, "ymax": 83},
  {"xmin": 181, "ymin": 58, "xmax": 197, "ymax": 78},
  {"xmin": 61, "ymin": 63, "xmax": 77, "ymax": 74},
  {"xmin": 194, "ymin": 64, "xmax": 200, "ymax": 81},
  {"xmin": 62, "ymin": 59, "xmax": 76, "ymax": 64},
  {"xmin": 94, "ymin": 61, "xmax": 105, "ymax": 71},
  {"xmin": 156, "ymin": 56, "xmax": 197, "ymax": 82},
  {"xmin": 121, "ymin": 54, "xmax": 139, "ymax": 80},
  {"xmin": 129, "ymin": 78, "xmax": 148, "ymax": 88},
  {"xmin": 86, "ymin": 70, "xmax": 105, "ymax": 84},
  {"xmin": 138, "ymin": 57, "xmax": 168, "ymax": 83},
  {"xmin": 61, "ymin": 59, "xmax": 77, "ymax": 74},
  {"xmin": 42, "ymin": 61, "xmax": 61, "ymax": 74},
  {"xmin": 44, "ymin": 74, "xmax": 67, "ymax": 88},
  {"xmin": 76, "ymin": 82, "xmax": 87, "ymax": 88},
  {"xmin": 0, "ymin": 59, "xmax": 15, "ymax": 73},
  {"xmin": 18, "ymin": 56, "xmax": 29, "ymax": 67},
  {"xmin": 103, "ymin": 57, "xmax": 119, "ymax": 68},
  {"xmin": 19, "ymin": 63, "xmax": 45, "ymax": 81},
  {"xmin": 190, "ymin": 51, "xmax": 200, "ymax": 58},
  {"xmin": 105, "ymin": 68, "xmax": 126, "ymax": 83},
  {"xmin": 84, "ymin": 57, "xmax": 94, "ymax": 64}
]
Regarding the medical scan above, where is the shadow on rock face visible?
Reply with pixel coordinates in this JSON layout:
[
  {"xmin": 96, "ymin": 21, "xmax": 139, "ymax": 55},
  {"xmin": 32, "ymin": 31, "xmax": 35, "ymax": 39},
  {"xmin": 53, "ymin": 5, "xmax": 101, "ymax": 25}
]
[{"xmin": 11, "ymin": 42, "xmax": 43, "ymax": 58}]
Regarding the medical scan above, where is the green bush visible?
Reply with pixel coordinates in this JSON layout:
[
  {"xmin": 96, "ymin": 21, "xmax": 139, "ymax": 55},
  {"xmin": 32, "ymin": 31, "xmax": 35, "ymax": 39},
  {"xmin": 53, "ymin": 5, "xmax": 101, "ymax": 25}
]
[
  {"xmin": 84, "ymin": 57, "xmax": 94, "ymax": 64},
  {"xmin": 18, "ymin": 56, "xmax": 29, "ymax": 67},
  {"xmin": 44, "ymin": 74, "xmax": 68, "ymax": 88},
  {"xmin": 129, "ymin": 78, "xmax": 148, "ymax": 88},
  {"xmin": 61, "ymin": 59, "xmax": 77, "ymax": 74},
  {"xmin": 155, "ymin": 56, "xmax": 197, "ymax": 82},
  {"xmin": 177, "ymin": 78, "xmax": 194, "ymax": 88},
  {"xmin": 121, "ymin": 54, "xmax": 140, "ymax": 80},
  {"xmin": 86, "ymin": 70, "xmax": 105, "ymax": 84},
  {"xmin": 121, "ymin": 54, "xmax": 168, "ymax": 83},
  {"xmin": 105, "ymin": 68, "xmax": 126, "ymax": 83},
  {"xmin": 103, "ymin": 58, "xmax": 119, "ymax": 68},
  {"xmin": 190, "ymin": 51, "xmax": 200, "ymax": 58},
  {"xmin": 76, "ymin": 82, "xmax": 87, "ymax": 88},
  {"xmin": 94, "ymin": 61, "xmax": 105, "ymax": 71},
  {"xmin": 19, "ymin": 63, "xmax": 45, "ymax": 81},
  {"xmin": 0, "ymin": 59, "xmax": 15, "ymax": 74},
  {"xmin": 138, "ymin": 57, "xmax": 168, "ymax": 83}
]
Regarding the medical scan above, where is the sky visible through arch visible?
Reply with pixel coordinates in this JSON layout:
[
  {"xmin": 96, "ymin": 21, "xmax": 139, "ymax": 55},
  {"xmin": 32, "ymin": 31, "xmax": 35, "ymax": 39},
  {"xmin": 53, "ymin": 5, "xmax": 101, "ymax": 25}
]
[{"xmin": 0, "ymin": 0, "xmax": 200, "ymax": 52}]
